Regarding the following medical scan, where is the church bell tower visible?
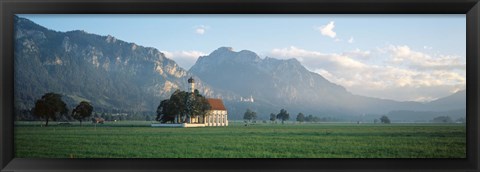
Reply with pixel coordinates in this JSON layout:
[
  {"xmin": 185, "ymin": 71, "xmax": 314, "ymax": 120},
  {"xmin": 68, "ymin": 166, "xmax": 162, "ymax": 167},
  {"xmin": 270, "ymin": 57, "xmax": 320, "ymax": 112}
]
[{"xmin": 188, "ymin": 77, "xmax": 195, "ymax": 93}]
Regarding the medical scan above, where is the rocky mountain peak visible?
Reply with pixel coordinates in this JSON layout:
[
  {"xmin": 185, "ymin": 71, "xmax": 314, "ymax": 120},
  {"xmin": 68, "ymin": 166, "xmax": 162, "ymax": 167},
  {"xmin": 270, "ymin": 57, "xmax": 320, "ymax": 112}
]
[
  {"xmin": 207, "ymin": 46, "xmax": 235, "ymax": 57},
  {"xmin": 216, "ymin": 46, "xmax": 234, "ymax": 52}
]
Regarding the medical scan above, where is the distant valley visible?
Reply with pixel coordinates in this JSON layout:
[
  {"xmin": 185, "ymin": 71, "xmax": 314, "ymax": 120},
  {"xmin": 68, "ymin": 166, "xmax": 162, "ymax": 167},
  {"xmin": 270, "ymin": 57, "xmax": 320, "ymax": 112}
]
[{"xmin": 14, "ymin": 16, "xmax": 465, "ymax": 121}]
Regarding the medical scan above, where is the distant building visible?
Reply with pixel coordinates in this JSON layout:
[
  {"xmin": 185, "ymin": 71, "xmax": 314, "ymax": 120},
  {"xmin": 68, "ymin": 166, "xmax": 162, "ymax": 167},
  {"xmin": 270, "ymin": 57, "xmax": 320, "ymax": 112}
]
[{"xmin": 240, "ymin": 95, "xmax": 254, "ymax": 102}]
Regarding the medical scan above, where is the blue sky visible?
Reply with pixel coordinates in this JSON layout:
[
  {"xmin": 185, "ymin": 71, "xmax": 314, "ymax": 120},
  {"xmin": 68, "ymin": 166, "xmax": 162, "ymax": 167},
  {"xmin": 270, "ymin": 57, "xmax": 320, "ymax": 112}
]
[{"xmin": 18, "ymin": 14, "xmax": 466, "ymax": 102}]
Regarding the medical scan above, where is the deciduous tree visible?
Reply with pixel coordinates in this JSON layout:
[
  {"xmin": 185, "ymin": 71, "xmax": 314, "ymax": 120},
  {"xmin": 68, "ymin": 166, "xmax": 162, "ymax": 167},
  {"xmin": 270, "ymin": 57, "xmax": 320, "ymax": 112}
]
[
  {"xmin": 296, "ymin": 113, "xmax": 305, "ymax": 123},
  {"xmin": 380, "ymin": 115, "xmax": 391, "ymax": 124},
  {"xmin": 270, "ymin": 113, "xmax": 276, "ymax": 123},
  {"xmin": 243, "ymin": 109, "xmax": 257, "ymax": 123},
  {"xmin": 156, "ymin": 99, "xmax": 175, "ymax": 123},
  {"xmin": 71, "ymin": 101, "xmax": 93, "ymax": 125},
  {"xmin": 276, "ymin": 109, "xmax": 290, "ymax": 124},
  {"xmin": 156, "ymin": 89, "xmax": 210, "ymax": 123},
  {"xmin": 187, "ymin": 90, "xmax": 211, "ymax": 123},
  {"xmin": 32, "ymin": 93, "xmax": 68, "ymax": 127}
]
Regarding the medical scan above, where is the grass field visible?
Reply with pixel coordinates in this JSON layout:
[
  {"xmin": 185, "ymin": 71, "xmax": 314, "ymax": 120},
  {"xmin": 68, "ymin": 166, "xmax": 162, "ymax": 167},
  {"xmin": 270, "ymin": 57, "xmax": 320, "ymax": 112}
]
[{"xmin": 14, "ymin": 121, "xmax": 466, "ymax": 158}]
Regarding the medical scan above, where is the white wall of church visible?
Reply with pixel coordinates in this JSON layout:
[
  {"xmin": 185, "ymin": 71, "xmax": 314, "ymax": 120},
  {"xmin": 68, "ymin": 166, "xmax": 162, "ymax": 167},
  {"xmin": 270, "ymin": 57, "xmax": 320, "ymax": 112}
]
[{"xmin": 205, "ymin": 110, "xmax": 228, "ymax": 127}]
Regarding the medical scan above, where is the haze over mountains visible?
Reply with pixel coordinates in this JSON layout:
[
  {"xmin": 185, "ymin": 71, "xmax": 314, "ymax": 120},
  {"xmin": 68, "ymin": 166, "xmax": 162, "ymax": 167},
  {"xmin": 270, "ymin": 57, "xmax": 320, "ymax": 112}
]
[
  {"xmin": 14, "ymin": 16, "xmax": 465, "ymax": 121},
  {"xmin": 190, "ymin": 47, "xmax": 466, "ymax": 120}
]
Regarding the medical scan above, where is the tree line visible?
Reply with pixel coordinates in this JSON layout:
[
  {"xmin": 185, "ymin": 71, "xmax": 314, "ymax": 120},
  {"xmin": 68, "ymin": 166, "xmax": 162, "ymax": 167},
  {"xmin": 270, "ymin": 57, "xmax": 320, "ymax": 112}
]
[
  {"xmin": 21, "ymin": 89, "xmax": 213, "ymax": 126},
  {"xmin": 294, "ymin": 113, "xmax": 341, "ymax": 123},
  {"xmin": 245, "ymin": 108, "xmax": 342, "ymax": 124},
  {"xmin": 245, "ymin": 108, "xmax": 345, "ymax": 124},
  {"xmin": 30, "ymin": 92, "xmax": 93, "ymax": 126},
  {"xmin": 243, "ymin": 108, "xmax": 290, "ymax": 125},
  {"xmin": 243, "ymin": 109, "xmax": 396, "ymax": 124},
  {"xmin": 17, "ymin": 92, "xmax": 161, "ymax": 125}
]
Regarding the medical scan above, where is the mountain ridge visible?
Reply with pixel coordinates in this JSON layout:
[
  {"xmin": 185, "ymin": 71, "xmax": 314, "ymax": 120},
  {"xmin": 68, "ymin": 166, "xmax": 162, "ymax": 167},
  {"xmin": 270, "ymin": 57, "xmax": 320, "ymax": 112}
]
[
  {"xmin": 14, "ymin": 16, "xmax": 225, "ymax": 112},
  {"xmin": 14, "ymin": 16, "xmax": 465, "ymax": 120},
  {"xmin": 189, "ymin": 46, "xmax": 465, "ymax": 119}
]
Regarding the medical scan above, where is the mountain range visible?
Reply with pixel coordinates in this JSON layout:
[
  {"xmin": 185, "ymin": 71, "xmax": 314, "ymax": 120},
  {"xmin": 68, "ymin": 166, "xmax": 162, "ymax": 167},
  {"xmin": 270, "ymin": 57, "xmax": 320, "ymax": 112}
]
[
  {"xmin": 190, "ymin": 47, "xmax": 466, "ymax": 120},
  {"xmin": 14, "ymin": 16, "xmax": 227, "ymax": 113},
  {"xmin": 14, "ymin": 16, "xmax": 466, "ymax": 121}
]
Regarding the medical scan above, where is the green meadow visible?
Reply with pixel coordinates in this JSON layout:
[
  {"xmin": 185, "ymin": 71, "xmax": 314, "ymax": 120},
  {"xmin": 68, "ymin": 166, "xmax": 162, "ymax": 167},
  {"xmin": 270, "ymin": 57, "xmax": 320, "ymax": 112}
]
[{"xmin": 14, "ymin": 121, "xmax": 466, "ymax": 158}]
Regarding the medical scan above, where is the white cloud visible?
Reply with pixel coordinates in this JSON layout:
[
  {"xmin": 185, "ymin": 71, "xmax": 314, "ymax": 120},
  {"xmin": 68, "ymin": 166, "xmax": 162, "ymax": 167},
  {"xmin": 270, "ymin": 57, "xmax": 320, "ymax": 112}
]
[
  {"xmin": 342, "ymin": 48, "xmax": 370, "ymax": 58},
  {"xmin": 269, "ymin": 46, "xmax": 466, "ymax": 102},
  {"xmin": 194, "ymin": 25, "xmax": 209, "ymax": 35},
  {"xmin": 348, "ymin": 37, "xmax": 354, "ymax": 43},
  {"xmin": 316, "ymin": 21, "xmax": 337, "ymax": 38},
  {"xmin": 162, "ymin": 50, "xmax": 206, "ymax": 70},
  {"xmin": 271, "ymin": 46, "xmax": 366, "ymax": 69},
  {"xmin": 196, "ymin": 28, "xmax": 205, "ymax": 34},
  {"xmin": 386, "ymin": 45, "xmax": 465, "ymax": 71}
]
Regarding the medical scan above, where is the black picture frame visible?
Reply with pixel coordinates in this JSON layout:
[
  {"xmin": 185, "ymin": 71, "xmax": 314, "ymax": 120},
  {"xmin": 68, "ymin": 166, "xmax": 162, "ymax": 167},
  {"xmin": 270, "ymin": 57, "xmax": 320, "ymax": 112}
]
[{"xmin": 1, "ymin": 0, "xmax": 479, "ymax": 171}]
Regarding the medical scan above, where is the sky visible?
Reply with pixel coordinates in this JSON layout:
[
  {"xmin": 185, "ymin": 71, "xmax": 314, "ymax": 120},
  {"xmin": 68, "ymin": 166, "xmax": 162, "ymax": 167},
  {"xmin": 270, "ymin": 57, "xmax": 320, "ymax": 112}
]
[{"xmin": 18, "ymin": 14, "xmax": 466, "ymax": 102}]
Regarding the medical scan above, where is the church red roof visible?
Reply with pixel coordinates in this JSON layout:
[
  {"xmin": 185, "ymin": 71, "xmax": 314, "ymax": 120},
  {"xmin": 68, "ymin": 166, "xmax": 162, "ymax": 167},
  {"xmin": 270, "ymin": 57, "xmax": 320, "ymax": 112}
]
[{"xmin": 207, "ymin": 98, "xmax": 226, "ymax": 111}]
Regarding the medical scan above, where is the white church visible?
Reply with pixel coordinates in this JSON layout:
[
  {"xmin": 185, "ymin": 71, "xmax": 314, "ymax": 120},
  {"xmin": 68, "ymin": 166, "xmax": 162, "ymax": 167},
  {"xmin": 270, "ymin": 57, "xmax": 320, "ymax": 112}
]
[{"xmin": 151, "ymin": 77, "xmax": 228, "ymax": 127}]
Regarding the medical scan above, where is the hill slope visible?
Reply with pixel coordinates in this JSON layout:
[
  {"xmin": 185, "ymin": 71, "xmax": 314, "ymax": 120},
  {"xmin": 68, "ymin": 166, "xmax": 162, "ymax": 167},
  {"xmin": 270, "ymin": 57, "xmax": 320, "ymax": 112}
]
[{"xmin": 14, "ymin": 16, "xmax": 222, "ymax": 112}]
